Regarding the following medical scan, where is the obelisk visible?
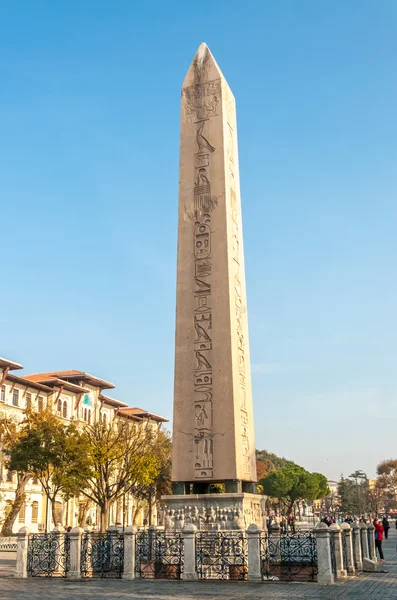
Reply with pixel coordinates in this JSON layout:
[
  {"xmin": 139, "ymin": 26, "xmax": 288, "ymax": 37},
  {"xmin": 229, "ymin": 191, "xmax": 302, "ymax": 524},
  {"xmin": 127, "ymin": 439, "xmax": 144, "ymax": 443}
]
[{"xmin": 164, "ymin": 43, "xmax": 264, "ymax": 530}]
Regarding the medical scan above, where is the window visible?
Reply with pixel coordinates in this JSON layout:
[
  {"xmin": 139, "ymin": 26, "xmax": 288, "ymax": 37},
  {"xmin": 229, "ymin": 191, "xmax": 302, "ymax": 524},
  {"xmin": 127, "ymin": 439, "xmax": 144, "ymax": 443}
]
[
  {"xmin": 54, "ymin": 501, "xmax": 62, "ymax": 525},
  {"xmin": 0, "ymin": 386, "xmax": 5, "ymax": 402},
  {"xmin": 7, "ymin": 470, "xmax": 14, "ymax": 483},
  {"xmin": 88, "ymin": 409, "xmax": 91, "ymax": 424},
  {"xmin": 31, "ymin": 501, "xmax": 39, "ymax": 523},
  {"xmin": 32, "ymin": 476, "xmax": 39, "ymax": 485},
  {"xmin": 57, "ymin": 398, "xmax": 62, "ymax": 413},
  {"xmin": 103, "ymin": 412, "xmax": 107, "ymax": 426},
  {"xmin": 38, "ymin": 396, "xmax": 43, "ymax": 411},
  {"xmin": 26, "ymin": 392, "xmax": 32, "ymax": 410},
  {"xmin": 62, "ymin": 400, "xmax": 68, "ymax": 419},
  {"xmin": 18, "ymin": 502, "xmax": 26, "ymax": 523},
  {"xmin": 84, "ymin": 408, "xmax": 87, "ymax": 422},
  {"xmin": 12, "ymin": 389, "xmax": 19, "ymax": 407}
]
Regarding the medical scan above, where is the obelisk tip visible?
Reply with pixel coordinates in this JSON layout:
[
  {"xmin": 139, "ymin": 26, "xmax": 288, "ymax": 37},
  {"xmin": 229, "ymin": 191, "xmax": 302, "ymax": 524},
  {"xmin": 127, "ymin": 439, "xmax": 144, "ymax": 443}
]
[{"xmin": 182, "ymin": 42, "xmax": 226, "ymax": 89}]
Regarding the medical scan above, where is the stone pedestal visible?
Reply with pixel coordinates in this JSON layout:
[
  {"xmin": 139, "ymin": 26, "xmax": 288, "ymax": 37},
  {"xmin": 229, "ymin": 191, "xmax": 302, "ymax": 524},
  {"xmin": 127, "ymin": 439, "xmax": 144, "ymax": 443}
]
[{"xmin": 162, "ymin": 493, "xmax": 266, "ymax": 530}]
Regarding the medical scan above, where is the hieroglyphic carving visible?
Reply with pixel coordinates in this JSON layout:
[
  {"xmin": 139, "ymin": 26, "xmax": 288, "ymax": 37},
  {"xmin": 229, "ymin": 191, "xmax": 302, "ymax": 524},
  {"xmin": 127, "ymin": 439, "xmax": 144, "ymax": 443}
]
[
  {"xmin": 193, "ymin": 114, "xmax": 217, "ymax": 479},
  {"xmin": 227, "ymin": 114, "xmax": 252, "ymax": 480},
  {"xmin": 183, "ymin": 79, "xmax": 221, "ymax": 122}
]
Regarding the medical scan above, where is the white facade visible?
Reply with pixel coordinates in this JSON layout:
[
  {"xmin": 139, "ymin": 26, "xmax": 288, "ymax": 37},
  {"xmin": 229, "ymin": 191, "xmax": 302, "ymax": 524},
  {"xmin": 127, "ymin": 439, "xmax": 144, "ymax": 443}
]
[{"xmin": 0, "ymin": 357, "xmax": 167, "ymax": 532}]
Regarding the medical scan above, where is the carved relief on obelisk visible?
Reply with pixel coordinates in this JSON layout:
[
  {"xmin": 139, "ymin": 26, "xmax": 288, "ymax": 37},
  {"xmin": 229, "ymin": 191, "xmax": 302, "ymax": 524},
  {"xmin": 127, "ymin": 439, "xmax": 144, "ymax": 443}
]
[{"xmin": 172, "ymin": 43, "xmax": 257, "ymax": 487}]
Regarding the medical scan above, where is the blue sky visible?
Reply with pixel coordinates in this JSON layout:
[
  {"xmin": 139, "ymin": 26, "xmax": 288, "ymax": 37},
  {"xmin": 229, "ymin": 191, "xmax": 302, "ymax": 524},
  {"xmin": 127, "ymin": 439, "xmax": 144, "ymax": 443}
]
[{"xmin": 1, "ymin": 1, "xmax": 396, "ymax": 481}]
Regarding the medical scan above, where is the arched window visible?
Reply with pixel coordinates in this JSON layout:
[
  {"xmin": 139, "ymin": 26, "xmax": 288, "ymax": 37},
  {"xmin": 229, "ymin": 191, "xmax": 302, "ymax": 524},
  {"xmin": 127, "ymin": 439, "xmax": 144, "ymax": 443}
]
[
  {"xmin": 38, "ymin": 396, "xmax": 44, "ymax": 411},
  {"xmin": 84, "ymin": 408, "xmax": 87, "ymax": 422},
  {"xmin": 12, "ymin": 389, "xmax": 19, "ymax": 407},
  {"xmin": 18, "ymin": 502, "xmax": 26, "ymax": 523},
  {"xmin": 26, "ymin": 393, "xmax": 32, "ymax": 410},
  {"xmin": 62, "ymin": 400, "xmax": 67, "ymax": 419},
  {"xmin": 54, "ymin": 501, "xmax": 62, "ymax": 525},
  {"xmin": 88, "ymin": 410, "xmax": 91, "ymax": 424},
  {"xmin": 57, "ymin": 398, "xmax": 62, "ymax": 413},
  {"xmin": 32, "ymin": 501, "xmax": 39, "ymax": 523},
  {"xmin": 7, "ymin": 470, "xmax": 14, "ymax": 482},
  {"xmin": 102, "ymin": 412, "xmax": 107, "ymax": 426}
]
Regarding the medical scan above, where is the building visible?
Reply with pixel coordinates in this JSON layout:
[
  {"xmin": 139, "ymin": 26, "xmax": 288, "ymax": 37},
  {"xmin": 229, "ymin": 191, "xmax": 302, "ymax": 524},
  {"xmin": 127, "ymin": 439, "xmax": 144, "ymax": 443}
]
[{"xmin": 0, "ymin": 356, "xmax": 167, "ymax": 532}]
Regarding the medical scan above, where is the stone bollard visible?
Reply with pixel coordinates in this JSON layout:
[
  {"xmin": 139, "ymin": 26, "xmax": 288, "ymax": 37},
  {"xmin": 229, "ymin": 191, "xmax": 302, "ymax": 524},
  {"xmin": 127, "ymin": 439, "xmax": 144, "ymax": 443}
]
[
  {"xmin": 359, "ymin": 523, "xmax": 369, "ymax": 560},
  {"xmin": 67, "ymin": 527, "xmax": 84, "ymax": 579},
  {"xmin": 314, "ymin": 522, "xmax": 334, "ymax": 584},
  {"xmin": 122, "ymin": 525, "xmax": 138, "ymax": 580},
  {"xmin": 246, "ymin": 524, "xmax": 262, "ymax": 582},
  {"xmin": 367, "ymin": 524, "xmax": 376, "ymax": 562},
  {"xmin": 352, "ymin": 523, "xmax": 362, "ymax": 570},
  {"xmin": 340, "ymin": 523, "xmax": 355, "ymax": 575},
  {"xmin": 181, "ymin": 523, "xmax": 198, "ymax": 580},
  {"xmin": 329, "ymin": 523, "xmax": 346, "ymax": 578},
  {"xmin": 15, "ymin": 526, "xmax": 30, "ymax": 578}
]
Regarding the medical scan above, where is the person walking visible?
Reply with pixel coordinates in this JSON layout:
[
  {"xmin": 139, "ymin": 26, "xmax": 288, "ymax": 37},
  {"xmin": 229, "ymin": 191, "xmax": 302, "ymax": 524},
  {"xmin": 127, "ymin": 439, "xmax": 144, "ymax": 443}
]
[
  {"xmin": 373, "ymin": 518, "xmax": 385, "ymax": 563},
  {"xmin": 382, "ymin": 516, "xmax": 390, "ymax": 539}
]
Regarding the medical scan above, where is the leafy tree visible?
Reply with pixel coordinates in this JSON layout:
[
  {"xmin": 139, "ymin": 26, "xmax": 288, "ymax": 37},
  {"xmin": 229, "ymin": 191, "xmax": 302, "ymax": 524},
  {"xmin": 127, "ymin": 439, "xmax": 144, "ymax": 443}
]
[
  {"xmin": 256, "ymin": 449, "xmax": 294, "ymax": 472},
  {"xmin": 256, "ymin": 460, "xmax": 267, "ymax": 481},
  {"xmin": 132, "ymin": 429, "xmax": 172, "ymax": 525},
  {"xmin": 0, "ymin": 413, "xmax": 32, "ymax": 536},
  {"xmin": 80, "ymin": 418, "xmax": 158, "ymax": 531},
  {"xmin": 8, "ymin": 409, "xmax": 90, "ymax": 526},
  {"xmin": 260, "ymin": 463, "xmax": 329, "ymax": 515},
  {"xmin": 376, "ymin": 459, "xmax": 397, "ymax": 515}
]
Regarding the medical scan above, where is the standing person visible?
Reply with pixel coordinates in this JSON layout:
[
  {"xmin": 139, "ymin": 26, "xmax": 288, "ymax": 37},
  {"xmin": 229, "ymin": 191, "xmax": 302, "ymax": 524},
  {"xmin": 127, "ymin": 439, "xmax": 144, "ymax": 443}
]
[
  {"xmin": 373, "ymin": 518, "xmax": 385, "ymax": 563},
  {"xmin": 382, "ymin": 516, "xmax": 390, "ymax": 539}
]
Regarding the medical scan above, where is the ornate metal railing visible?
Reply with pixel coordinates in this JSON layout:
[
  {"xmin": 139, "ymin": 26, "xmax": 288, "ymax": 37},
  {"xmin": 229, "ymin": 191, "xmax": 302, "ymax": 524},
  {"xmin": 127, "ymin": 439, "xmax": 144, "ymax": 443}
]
[
  {"xmin": 196, "ymin": 531, "xmax": 247, "ymax": 580},
  {"xmin": 81, "ymin": 532, "xmax": 124, "ymax": 578},
  {"xmin": 341, "ymin": 530, "xmax": 348, "ymax": 572},
  {"xmin": 329, "ymin": 532, "xmax": 337, "ymax": 578},
  {"xmin": 27, "ymin": 533, "xmax": 70, "ymax": 577},
  {"xmin": 260, "ymin": 531, "xmax": 317, "ymax": 582},
  {"xmin": 135, "ymin": 530, "xmax": 183, "ymax": 579}
]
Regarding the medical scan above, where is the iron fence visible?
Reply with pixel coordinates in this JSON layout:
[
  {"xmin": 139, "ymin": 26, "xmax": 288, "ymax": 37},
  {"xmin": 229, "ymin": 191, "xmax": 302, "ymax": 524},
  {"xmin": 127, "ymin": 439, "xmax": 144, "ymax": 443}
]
[
  {"xmin": 260, "ymin": 531, "xmax": 317, "ymax": 582},
  {"xmin": 80, "ymin": 532, "xmax": 124, "ymax": 578},
  {"xmin": 135, "ymin": 530, "xmax": 183, "ymax": 579},
  {"xmin": 196, "ymin": 531, "xmax": 247, "ymax": 580},
  {"xmin": 27, "ymin": 533, "xmax": 69, "ymax": 577}
]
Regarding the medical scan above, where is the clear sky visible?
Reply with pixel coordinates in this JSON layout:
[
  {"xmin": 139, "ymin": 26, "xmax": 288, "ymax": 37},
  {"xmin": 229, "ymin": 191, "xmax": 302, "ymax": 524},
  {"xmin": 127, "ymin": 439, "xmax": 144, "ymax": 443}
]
[{"xmin": 1, "ymin": 1, "xmax": 396, "ymax": 481}]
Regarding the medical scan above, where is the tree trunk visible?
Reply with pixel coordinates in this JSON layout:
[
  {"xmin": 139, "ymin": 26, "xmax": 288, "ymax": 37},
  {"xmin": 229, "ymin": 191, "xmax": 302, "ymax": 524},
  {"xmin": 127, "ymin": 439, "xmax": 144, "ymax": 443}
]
[
  {"xmin": 1, "ymin": 473, "xmax": 29, "ymax": 536},
  {"xmin": 148, "ymin": 496, "xmax": 153, "ymax": 526},
  {"xmin": 100, "ymin": 503, "xmax": 109, "ymax": 532},
  {"xmin": 78, "ymin": 501, "xmax": 91, "ymax": 528}
]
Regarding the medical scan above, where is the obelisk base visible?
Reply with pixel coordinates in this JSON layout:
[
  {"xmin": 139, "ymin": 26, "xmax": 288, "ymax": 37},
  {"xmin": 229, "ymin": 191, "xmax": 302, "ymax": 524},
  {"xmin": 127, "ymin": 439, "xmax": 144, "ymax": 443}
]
[{"xmin": 161, "ymin": 493, "xmax": 266, "ymax": 531}]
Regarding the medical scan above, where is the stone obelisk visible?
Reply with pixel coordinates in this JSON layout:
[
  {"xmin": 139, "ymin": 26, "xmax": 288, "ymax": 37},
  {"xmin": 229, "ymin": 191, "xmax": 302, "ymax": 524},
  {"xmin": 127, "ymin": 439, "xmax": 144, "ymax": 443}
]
[{"xmin": 163, "ymin": 43, "xmax": 264, "ymax": 530}]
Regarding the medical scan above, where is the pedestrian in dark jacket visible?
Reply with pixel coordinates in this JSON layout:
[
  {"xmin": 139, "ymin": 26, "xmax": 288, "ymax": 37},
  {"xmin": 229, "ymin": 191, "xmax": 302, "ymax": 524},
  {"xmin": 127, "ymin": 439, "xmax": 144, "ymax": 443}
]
[
  {"xmin": 382, "ymin": 517, "xmax": 390, "ymax": 539},
  {"xmin": 373, "ymin": 518, "xmax": 385, "ymax": 562}
]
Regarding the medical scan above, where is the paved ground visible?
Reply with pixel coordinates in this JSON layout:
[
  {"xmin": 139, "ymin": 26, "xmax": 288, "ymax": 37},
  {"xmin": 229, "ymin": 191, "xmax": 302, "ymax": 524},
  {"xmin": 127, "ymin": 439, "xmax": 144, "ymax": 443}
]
[{"xmin": 0, "ymin": 529, "xmax": 396, "ymax": 599}]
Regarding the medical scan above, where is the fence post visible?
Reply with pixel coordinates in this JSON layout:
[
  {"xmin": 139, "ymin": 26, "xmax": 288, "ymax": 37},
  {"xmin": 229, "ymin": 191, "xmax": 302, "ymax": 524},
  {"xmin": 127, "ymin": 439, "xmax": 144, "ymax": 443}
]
[
  {"xmin": 351, "ymin": 523, "xmax": 362, "ymax": 570},
  {"xmin": 340, "ymin": 523, "xmax": 355, "ymax": 574},
  {"xmin": 314, "ymin": 522, "xmax": 334, "ymax": 584},
  {"xmin": 246, "ymin": 524, "xmax": 262, "ymax": 582},
  {"xmin": 359, "ymin": 523, "xmax": 369, "ymax": 560},
  {"xmin": 181, "ymin": 523, "xmax": 198, "ymax": 580},
  {"xmin": 329, "ymin": 523, "xmax": 346, "ymax": 578},
  {"xmin": 123, "ymin": 525, "xmax": 137, "ymax": 580},
  {"xmin": 367, "ymin": 524, "xmax": 376, "ymax": 562},
  {"xmin": 15, "ymin": 526, "xmax": 30, "ymax": 578},
  {"xmin": 67, "ymin": 526, "xmax": 83, "ymax": 579}
]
